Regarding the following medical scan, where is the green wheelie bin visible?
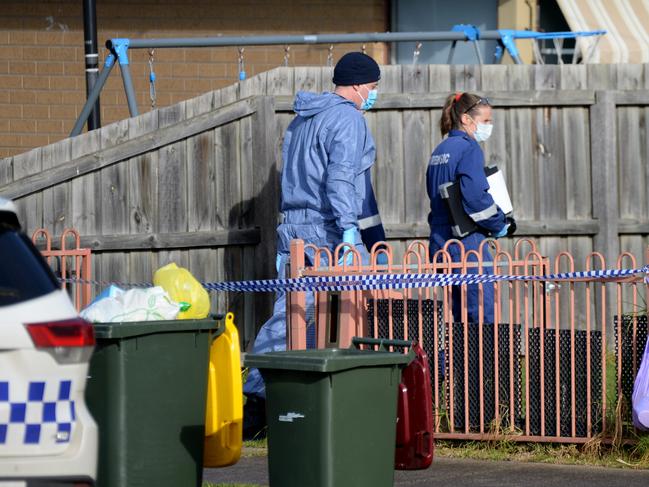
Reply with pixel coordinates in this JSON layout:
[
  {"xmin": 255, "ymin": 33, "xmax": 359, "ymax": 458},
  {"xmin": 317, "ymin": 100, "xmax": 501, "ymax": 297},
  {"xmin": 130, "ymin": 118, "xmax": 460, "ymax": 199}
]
[
  {"xmin": 85, "ymin": 317, "xmax": 224, "ymax": 487},
  {"xmin": 245, "ymin": 338, "xmax": 413, "ymax": 487}
]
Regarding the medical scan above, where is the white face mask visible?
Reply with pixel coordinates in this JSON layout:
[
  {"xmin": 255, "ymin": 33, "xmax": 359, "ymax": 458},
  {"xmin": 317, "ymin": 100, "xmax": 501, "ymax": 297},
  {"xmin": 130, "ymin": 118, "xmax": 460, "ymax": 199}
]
[
  {"xmin": 466, "ymin": 115, "xmax": 493, "ymax": 142},
  {"xmin": 474, "ymin": 122, "xmax": 493, "ymax": 142}
]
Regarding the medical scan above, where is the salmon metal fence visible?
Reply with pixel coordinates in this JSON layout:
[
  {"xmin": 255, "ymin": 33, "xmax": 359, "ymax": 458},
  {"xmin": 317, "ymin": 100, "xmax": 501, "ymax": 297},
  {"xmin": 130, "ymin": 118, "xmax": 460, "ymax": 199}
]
[
  {"xmin": 32, "ymin": 228, "xmax": 93, "ymax": 312},
  {"xmin": 286, "ymin": 237, "xmax": 648, "ymax": 443}
]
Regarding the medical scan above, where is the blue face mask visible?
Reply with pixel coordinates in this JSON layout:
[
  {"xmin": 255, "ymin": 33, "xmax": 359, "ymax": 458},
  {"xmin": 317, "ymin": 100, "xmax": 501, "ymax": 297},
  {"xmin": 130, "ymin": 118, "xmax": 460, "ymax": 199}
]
[{"xmin": 359, "ymin": 87, "xmax": 378, "ymax": 110}]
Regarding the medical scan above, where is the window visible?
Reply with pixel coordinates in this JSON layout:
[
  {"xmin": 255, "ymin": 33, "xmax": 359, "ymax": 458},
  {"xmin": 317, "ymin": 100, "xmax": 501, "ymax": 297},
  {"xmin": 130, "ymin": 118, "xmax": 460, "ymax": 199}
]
[
  {"xmin": 0, "ymin": 229, "xmax": 59, "ymax": 307},
  {"xmin": 391, "ymin": 0, "xmax": 499, "ymax": 64}
]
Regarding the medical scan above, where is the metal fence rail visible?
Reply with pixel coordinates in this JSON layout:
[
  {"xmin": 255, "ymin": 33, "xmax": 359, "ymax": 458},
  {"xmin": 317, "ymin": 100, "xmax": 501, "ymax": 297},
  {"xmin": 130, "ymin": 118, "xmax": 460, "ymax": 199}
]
[{"xmin": 286, "ymin": 238, "xmax": 648, "ymax": 443}]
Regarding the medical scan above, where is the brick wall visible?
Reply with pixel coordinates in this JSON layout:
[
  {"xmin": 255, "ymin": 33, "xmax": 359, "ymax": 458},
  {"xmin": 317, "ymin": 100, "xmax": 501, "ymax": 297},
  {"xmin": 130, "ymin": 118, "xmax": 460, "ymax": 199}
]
[{"xmin": 0, "ymin": 0, "xmax": 389, "ymax": 157}]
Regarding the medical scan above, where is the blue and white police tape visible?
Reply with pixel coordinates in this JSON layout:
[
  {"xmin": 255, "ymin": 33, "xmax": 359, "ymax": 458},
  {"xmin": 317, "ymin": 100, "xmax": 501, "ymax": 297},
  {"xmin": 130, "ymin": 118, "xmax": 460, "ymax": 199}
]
[{"xmin": 60, "ymin": 265, "xmax": 649, "ymax": 293}]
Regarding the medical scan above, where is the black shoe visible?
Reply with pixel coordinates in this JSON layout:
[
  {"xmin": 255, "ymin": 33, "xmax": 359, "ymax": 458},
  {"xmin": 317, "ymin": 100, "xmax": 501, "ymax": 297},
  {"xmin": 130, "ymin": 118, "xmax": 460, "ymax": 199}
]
[{"xmin": 243, "ymin": 394, "xmax": 267, "ymax": 440}]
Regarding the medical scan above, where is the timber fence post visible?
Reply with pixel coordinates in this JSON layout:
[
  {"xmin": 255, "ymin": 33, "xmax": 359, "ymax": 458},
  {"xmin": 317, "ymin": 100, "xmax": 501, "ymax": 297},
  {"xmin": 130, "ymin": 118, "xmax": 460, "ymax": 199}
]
[
  {"xmin": 590, "ymin": 90, "xmax": 619, "ymax": 266},
  {"xmin": 251, "ymin": 95, "xmax": 280, "ymax": 324},
  {"xmin": 590, "ymin": 90, "xmax": 619, "ymax": 344}
]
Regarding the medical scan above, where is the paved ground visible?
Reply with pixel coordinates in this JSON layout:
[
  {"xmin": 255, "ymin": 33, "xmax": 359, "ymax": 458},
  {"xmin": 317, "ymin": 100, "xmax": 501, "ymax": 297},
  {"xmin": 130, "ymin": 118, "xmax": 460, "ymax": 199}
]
[{"xmin": 204, "ymin": 454, "xmax": 649, "ymax": 486}]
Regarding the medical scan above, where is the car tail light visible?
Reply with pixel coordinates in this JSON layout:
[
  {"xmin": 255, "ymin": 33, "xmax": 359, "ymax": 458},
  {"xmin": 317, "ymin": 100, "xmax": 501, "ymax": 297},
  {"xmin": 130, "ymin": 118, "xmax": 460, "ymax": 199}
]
[{"xmin": 25, "ymin": 318, "xmax": 95, "ymax": 364}]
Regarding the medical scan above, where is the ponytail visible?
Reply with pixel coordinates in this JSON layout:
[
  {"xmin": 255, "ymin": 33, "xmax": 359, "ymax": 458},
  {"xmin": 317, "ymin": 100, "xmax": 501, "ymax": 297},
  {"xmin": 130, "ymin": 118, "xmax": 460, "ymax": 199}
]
[
  {"xmin": 440, "ymin": 93, "xmax": 457, "ymax": 137},
  {"xmin": 439, "ymin": 92, "xmax": 490, "ymax": 137}
]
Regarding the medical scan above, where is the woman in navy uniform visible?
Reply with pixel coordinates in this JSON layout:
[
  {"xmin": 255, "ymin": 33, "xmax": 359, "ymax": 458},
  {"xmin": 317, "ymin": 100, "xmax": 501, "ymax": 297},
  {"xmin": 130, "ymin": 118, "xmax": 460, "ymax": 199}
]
[{"xmin": 426, "ymin": 92, "xmax": 514, "ymax": 323}]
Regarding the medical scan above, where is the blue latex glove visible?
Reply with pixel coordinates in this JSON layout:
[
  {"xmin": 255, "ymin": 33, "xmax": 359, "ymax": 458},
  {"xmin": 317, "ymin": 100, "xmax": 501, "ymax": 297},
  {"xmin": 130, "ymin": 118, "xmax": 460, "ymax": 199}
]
[
  {"xmin": 338, "ymin": 228, "xmax": 358, "ymax": 266},
  {"xmin": 375, "ymin": 253, "xmax": 389, "ymax": 266},
  {"xmin": 276, "ymin": 254, "xmax": 283, "ymax": 274},
  {"xmin": 493, "ymin": 223, "xmax": 510, "ymax": 239}
]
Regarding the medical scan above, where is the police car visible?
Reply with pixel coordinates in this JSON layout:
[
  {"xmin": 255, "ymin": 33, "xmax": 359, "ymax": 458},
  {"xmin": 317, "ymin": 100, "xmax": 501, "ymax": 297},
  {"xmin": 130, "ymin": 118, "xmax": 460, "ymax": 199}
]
[{"xmin": 0, "ymin": 198, "xmax": 97, "ymax": 486}]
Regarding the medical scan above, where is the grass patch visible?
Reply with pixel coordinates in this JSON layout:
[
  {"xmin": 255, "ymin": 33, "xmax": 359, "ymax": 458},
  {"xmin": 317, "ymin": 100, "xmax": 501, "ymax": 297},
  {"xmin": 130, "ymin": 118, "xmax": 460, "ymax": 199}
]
[
  {"xmin": 237, "ymin": 434, "xmax": 649, "ymax": 468},
  {"xmin": 222, "ymin": 427, "xmax": 649, "ymax": 469},
  {"xmin": 241, "ymin": 438, "xmax": 268, "ymax": 457},
  {"xmin": 436, "ymin": 439, "xmax": 649, "ymax": 469},
  {"xmin": 632, "ymin": 435, "xmax": 649, "ymax": 464},
  {"xmin": 244, "ymin": 438, "xmax": 268, "ymax": 449}
]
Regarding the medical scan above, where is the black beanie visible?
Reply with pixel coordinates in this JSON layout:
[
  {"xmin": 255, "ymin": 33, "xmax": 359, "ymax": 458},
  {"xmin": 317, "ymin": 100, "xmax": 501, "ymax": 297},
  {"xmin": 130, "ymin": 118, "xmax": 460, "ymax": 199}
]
[{"xmin": 332, "ymin": 52, "xmax": 381, "ymax": 86}]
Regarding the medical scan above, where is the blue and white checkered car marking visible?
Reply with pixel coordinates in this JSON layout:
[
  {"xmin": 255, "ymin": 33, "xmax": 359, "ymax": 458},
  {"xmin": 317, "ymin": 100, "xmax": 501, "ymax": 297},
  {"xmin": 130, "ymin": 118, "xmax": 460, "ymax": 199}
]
[{"xmin": 0, "ymin": 380, "xmax": 75, "ymax": 446}]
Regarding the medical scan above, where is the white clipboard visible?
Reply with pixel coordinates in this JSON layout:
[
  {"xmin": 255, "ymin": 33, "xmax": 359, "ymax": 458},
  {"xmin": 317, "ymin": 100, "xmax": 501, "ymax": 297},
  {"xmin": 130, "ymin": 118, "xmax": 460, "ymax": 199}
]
[{"xmin": 485, "ymin": 166, "xmax": 513, "ymax": 215}]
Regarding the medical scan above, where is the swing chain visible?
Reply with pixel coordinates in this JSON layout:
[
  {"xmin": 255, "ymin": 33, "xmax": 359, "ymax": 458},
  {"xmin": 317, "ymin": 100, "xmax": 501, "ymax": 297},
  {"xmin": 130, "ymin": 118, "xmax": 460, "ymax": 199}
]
[
  {"xmin": 412, "ymin": 42, "xmax": 422, "ymax": 65},
  {"xmin": 283, "ymin": 45, "xmax": 291, "ymax": 67},
  {"xmin": 327, "ymin": 45, "xmax": 334, "ymax": 67},
  {"xmin": 238, "ymin": 47, "xmax": 246, "ymax": 81},
  {"xmin": 148, "ymin": 49, "xmax": 157, "ymax": 109}
]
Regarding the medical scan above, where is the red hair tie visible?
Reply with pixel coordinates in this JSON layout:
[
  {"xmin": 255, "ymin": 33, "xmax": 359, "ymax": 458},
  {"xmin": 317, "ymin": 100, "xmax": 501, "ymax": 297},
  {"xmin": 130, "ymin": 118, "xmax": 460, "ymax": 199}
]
[{"xmin": 454, "ymin": 92, "xmax": 463, "ymax": 102}]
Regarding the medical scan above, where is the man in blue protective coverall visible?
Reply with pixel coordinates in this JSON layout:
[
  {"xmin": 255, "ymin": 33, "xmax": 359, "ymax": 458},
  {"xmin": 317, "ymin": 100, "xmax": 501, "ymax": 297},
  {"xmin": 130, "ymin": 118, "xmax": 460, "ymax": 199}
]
[
  {"xmin": 427, "ymin": 92, "xmax": 515, "ymax": 324},
  {"xmin": 243, "ymin": 52, "xmax": 386, "ymax": 438}
]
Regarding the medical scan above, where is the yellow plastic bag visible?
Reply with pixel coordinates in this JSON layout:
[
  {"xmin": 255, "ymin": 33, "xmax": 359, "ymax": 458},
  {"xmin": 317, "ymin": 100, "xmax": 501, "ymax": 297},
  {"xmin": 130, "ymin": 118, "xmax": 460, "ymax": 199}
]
[{"xmin": 153, "ymin": 262, "xmax": 210, "ymax": 319}]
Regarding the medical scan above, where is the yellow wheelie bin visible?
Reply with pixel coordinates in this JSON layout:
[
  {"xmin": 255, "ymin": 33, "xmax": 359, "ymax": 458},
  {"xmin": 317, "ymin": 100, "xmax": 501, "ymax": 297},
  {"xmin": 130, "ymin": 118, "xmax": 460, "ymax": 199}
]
[{"xmin": 203, "ymin": 312, "xmax": 243, "ymax": 467}]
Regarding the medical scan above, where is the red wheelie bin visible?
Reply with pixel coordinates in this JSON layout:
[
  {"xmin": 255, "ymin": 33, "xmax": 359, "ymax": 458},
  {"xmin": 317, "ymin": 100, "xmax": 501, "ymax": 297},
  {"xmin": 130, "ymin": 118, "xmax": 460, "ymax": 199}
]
[
  {"xmin": 395, "ymin": 342, "xmax": 434, "ymax": 469},
  {"xmin": 351, "ymin": 338, "xmax": 434, "ymax": 470}
]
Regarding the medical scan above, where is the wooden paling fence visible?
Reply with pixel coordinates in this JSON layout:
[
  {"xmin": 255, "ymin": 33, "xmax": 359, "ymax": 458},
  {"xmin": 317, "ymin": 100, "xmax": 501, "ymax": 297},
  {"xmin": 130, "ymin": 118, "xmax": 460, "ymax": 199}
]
[
  {"xmin": 286, "ymin": 238, "xmax": 649, "ymax": 443},
  {"xmin": 2, "ymin": 63, "xmax": 649, "ymax": 348}
]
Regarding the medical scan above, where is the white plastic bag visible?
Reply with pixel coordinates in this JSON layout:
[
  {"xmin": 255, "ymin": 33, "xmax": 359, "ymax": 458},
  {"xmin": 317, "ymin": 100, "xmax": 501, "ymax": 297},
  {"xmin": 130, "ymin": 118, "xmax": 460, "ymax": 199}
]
[
  {"xmin": 633, "ymin": 337, "xmax": 649, "ymax": 430},
  {"xmin": 80, "ymin": 286, "xmax": 180, "ymax": 323}
]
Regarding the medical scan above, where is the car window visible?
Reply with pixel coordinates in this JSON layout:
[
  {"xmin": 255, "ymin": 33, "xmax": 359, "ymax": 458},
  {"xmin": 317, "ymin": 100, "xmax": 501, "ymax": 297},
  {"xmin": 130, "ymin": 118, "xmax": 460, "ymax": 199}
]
[
  {"xmin": 0, "ymin": 228, "xmax": 59, "ymax": 307},
  {"xmin": 0, "ymin": 210, "xmax": 20, "ymax": 230}
]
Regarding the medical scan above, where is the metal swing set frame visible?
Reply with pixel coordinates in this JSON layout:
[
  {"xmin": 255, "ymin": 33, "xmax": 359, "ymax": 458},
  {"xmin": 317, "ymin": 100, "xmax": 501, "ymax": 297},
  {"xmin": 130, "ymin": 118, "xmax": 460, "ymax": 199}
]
[{"xmin": 70, "ymin": 26, "xmax": 605, "ymax": 136}]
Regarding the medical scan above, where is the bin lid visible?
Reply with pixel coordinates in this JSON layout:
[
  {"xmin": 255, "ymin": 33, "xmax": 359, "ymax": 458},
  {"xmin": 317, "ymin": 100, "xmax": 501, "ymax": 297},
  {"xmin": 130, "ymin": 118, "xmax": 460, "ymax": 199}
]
[
  {"xmin": 92, "ymin": 316, "xmax": 225, "ymax": 340},
  {"xmin": 244, "ymin": 348, "xmax": 412, "ymax": 373}
]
